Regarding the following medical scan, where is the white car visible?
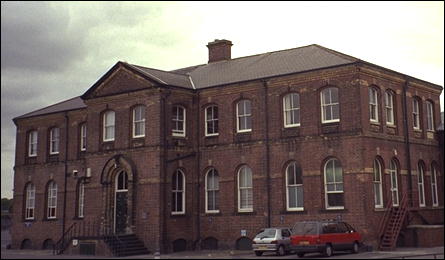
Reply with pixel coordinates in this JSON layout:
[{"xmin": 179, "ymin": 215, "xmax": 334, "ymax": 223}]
[{"xmin": 252, "ymin": 227, "xmax": 292, "ymax": 256}]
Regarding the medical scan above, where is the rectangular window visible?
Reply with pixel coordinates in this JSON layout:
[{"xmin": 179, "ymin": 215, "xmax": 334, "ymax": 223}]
[
  {"xmin": 80, "ymin": 124, "xmax": 87, "ymax": 151},
  {"xmin": 413, "ymin": 99, "xmax": 420, "ymax": 130},
  {"xmin": 47, "ymin": 183, "xmax": 57, "ymax": 219},
  {"xmin": 426, "ymin": 101, "xmax": 434, "ymax": 131},
  {"xmin": 133, "ymin": 106, "xmax": 146, "ymax": 138},
  {"xmin": 237, "ymin": 100, "xmax": 252, "ymax": 132},
  {"xmin": 50, "ymin": 128, "xmax": 60, "ymax": 155},
  {"xmin": 324, "ymin": 159, "xmax": 344, "ymax": 209},
  {"xmin": 25, "ymin": 185, "xmax": 35, "ymax": 220},
  {"xmin": 172, "ymin": 106, "xmax": 186, "ymax": 137},
  {"xmin": 321, "ymin": 88, "xmax": 339, "ymax": 123},
  {"xmin": 172, "ymin": 170, "xmax": 185, "ymax": 214},
  {"xmin": 283, "ymin": 93, "xmax": 300, "ymax": 127},
  {"xmin": 373, "ymin": 160, "xmax": 384, "ymax": 208},
  {"xmin": 205, "ymin": 106, "xmax": 219, "ymax": 136},
  {"xmin": 385, "ymin": 92, "xmax": 395, "ymax": 125},
  {"xmin": 369, "ymin": 88, "xmax": 379, "ymax": 123},
  {"xmin": 103, "ymin": 111, "xmax": 115, "ymax": 141},
  {"xmin": 238, "ymin": 166, "xmax": 253, "ymax": 212},
  {"xmin": 78, "ymin": 182, "xmax": 85, "ymax": 218},
  {"xmin": 28, "ymin": 131, "xmax": 38, "ymax": 157},
  {"xmin": 205, "ymin": 169, "xmax": 219, "ymax": 213}
]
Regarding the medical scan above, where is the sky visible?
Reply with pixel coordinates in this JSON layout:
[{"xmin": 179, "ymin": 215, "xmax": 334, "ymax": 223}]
[{"xmin": 1, "ymin": 1, "xmax": 444, "ymax": 198}]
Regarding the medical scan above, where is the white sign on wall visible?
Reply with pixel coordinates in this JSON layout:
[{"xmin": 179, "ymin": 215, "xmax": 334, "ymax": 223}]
[
  {"xmin": 72, "ymin": 239, "xmax": 78, "ymax": 246},
  {"xmin": 241, "ymin": 230, "xmax": 247, "ymax": 237}
]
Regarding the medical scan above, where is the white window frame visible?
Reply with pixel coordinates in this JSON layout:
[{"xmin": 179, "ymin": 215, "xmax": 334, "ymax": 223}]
[
  {"xmin": 78, "ymin": 181, "xmax": 85, "ymax": 218},
  {"xmin": 321, "ymin": 88, "xmax": 340, "ymax": 123},
  {"xmin": 373, "ymin": 159, "xmax": 384, "ymax": 208},
  {"xmin": 28, "ymin": 130, "xmax": 38, "ymax": 157},
  {"xmin": 236, "ymin": 100, "xmax": 252, "ymax": 133},
  {"xmin": 426, "ymin": 101, "xmax": 434, "ymax": 131},
  {"xmin": 132, "ymin": 105, "xmax": 146, "ymax": 138},
  {"xmin": 103, "ymin": 111, "xmax": 115, "ymax": 142},
  {"xmin": 172, "ymin": 106, "xmax": 186, "ymax": 137},
  {"xmin": 25, "ymin": 183, "xmax": 35, "ymax": 220},
  {"xmin": 285, "ymin": 162, "xmax": 304, "ymax": 211},
  {"xmin": 49, "ymin": 127, "xmax": 60, "ymax": 155},
  {"xmin": 431, "ymin": 166, "xmax": 439, "ymax": 207},
  {"xmin": 238, "ymin": 166, "xmax": 253, "ymax": 212},
  {"xmin": 47, "ymin": 182, "xmax": 57, "ymax": 219},
  {"xmin": 205, "ymin": 105, "xmax": 219, "ymax": 137},
  {"xmin": 205, "ymin": 168, "xmax": 220, "ymax": 213},
  {"xmin": 369, "ymin": 87, "xmax": 379, "ymax": 123},
  {"xmin": 283, "ymin": 93, "xmax": 300, "ymax": 128},
  {"xmin": 389, "ymin": 160, "xmax": 399, "ymax": 207},
  {"xmin": 418, "ymin": 163, "xmax": 426, "ymax": 207},
  {"xmin": 413, "ymin": 99, "xmax": 420, "ymax": 130},
  {"xmin": 80, "ymin": 123, "xmax": 87, "ymax": 151},
  {"xmin": 324, "ymin": 158, "xmax": 344, "ymax": 210},
  {"xmin": 385, "ymin": 91, "xmax": 395, "ymax": 126},
  {"xmin": 172, "ymin": 169, "xmax": 185, "ymax": 215}
]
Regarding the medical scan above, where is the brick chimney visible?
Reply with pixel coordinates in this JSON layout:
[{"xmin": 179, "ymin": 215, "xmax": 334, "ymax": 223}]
[{"xmin": 207, "ymin": 39, "xmax": 232, "ymax": 63}]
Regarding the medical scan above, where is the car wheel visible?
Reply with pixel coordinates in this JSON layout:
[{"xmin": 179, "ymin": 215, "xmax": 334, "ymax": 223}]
[
  {"xmin": 352, "ymin": 242, "xmax": 359, "ymax": 254},
  {"xmin": 255, "ymin": 251, "xmax": 263, "ymax": 256},
  {"xmin": 324, "ymin": 244, "xmax": 333, "ymax": 257},
  {"xmin": 277, "ymin": 245, "xmax": 285, "ymax": 256},
  {"xmin": 297, "ymin": 252, "xmax": 305, "ymax": 257}
]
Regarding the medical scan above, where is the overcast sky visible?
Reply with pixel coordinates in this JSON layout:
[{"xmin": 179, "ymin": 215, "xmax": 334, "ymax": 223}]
[{"xmin": 1, "ymin": 1, "xmax": 444, "ymax": 198}]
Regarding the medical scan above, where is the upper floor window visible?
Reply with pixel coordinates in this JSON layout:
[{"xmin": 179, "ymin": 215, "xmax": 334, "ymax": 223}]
[
  {"xmin": 426, "ymin": 101, "xmax": 434, "ymax": 131},
  {"xmin": 103, "ymin": 111, "xmax": 115, "ymax": 142},
  {"xmin": 28, "ymin": 130, "xmax": 38, "ymax": 157},
  {"xmin": 385, "ymin": 91, "xmax": 395, "ymax": 125},
  {"xmin": 417, "ymin": 162, "xmax": 426, "ymax": 207},
  {"xmin": 80, "ymin": 123, "xmax": 87, "ymax": 151},
  {"xmin": 285, "ymin": 161, "xmax": 303, "ymax": 211},
  {"xmin": 431, "ymin": 164, "xmax": 439, "ymax": 207},
  {"xmin": 205, "ymin": 168, "xmax": 219, "ymax": 213},
  {"xmin": 324, "ymin": 158, "xmax": 344, "ymax": 209},
  {"xmin": 172, "ymin": 106, "xmax": 186, "ymax": 137},
  {"xmin": 373, "ymin": 159, "xmax": 384, "ymax": 208},
  {"xmin": 132, "ymin": 105, "xmax": 146, "ymax": 138},
  {"xmin": 47, "ymin": 181, "xmax": 58, "ymax": 219},
  {"xmin": 283, "ymin": 93, "xmax": 300, "ymax": 127},
  {"xmin": 321, "ymin": 87, "xmax": 339, "ymax": 123},
  {"xmin": 25, "ymin": 183, "xmax": 35, "ymax": 220},
  {"xmin": 49, "ymin": 127, "xmax": 60, "ymax": 155},
  {"xmin": 412, "ymin": 98, "xmax": 420, "ymax": 130},
  {"xmin": 172, "ymin": 169, "xmax": 185, "ymax": 214},
  {"xmin": 369, "ymin": 87, "xmax": 379, "ymax": 123},
  {"xmin": 205, "ymin": 105, "xmax": 219, "ymax": 136},
  {"xmin": 236, "ymin": 100, "xmax": 252, "ymax": 132},
  {"xmin": 238, "ymin": 165, "xmax": 253, "ymax": 212}
]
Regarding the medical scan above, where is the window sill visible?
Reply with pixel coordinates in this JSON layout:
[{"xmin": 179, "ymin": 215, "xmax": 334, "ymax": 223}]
[
  {"xmin": 321, "ymin": 120, "xmax": 340, "ymax": 124},
  {"xmin": 319, "ymin": 208, "xmax": 347, "ymax": 213},
  {"xmin": 170, "ymin": 212, "xmax": 186, "ymax": 217},
  {"xmin": 205, "ymin": 134, "xmax": 219, "ymax": 138},
  {"xmin": 204, "ymin": 211, "xmax": 221, "ymax": 216},
  {"xmin": 280, "ymin": 210, "xmax": 307, "ymax": 215},
  {"xmin": 386, "ymin": 124, "xmax": 396, "ymax": 128},
  {"xmin": 234, "ymin": 210, "xmax": 256, "ymax": 216},
  {"xmin": 370, "ymin": 121, "xmax": 380, "ymax": 125}
]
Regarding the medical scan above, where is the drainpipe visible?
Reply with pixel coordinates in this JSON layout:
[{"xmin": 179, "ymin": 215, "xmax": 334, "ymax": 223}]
[
  {"xmin": 195, "ymin": 92, "xmax": 201, "ymax": 248},
  {"xmin": 62, "ymin": 112, "xmax": 69, "ymax": 244},
  {"xmin": 160, "ymin": 89, "xmax": 170, "ymax": 253},
  {"xmin": 402, "ymin": 79, "xmax": 414, "ymax": 207},
  {"xmin": 262, "ymin": 80, "xmax": 272, "ymax": 228}
]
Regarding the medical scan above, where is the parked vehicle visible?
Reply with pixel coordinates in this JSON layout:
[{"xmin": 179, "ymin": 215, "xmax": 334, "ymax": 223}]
[
  {"xmin": 290, "ymin": 220, "xmax": 361, "ymax": 257},
  {"xmin": 252, "ymin": 227, "xmax": 293, "ymax": 256}
]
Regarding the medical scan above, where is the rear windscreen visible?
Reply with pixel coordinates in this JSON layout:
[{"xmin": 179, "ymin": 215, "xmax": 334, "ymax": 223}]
[
  {"xmin": 292, "ymin": 222, "xmax": 318, "ymax": 235},
  {"xmin": 255, "ymin": 229, "xmax": 277, "ymax": 239}
]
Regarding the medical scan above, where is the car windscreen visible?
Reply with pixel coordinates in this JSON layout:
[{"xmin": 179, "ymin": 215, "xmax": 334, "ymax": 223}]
[
  {"xmin": 255, "ymin": 229, "xmax": 277, "ymax": 239},
  {"xmin": 292, "ymin": 222, "xmax": 318, "ymax": 235}
]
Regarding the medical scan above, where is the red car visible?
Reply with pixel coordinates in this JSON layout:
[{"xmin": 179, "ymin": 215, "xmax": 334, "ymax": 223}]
[{"xmin": 290, "ymin": 220, "xmax": 361, "ymax": 257}]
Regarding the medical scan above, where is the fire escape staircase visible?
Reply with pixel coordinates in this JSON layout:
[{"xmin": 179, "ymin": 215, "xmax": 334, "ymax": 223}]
[{"xmin": 377, "ymin": 193, "xmax": 409, "ymax": 251}]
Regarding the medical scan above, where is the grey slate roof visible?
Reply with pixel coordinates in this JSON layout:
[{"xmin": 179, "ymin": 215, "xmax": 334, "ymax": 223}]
[{"xmin": 14, "ymin": 96, "xmax": 86, "ymax": 121}]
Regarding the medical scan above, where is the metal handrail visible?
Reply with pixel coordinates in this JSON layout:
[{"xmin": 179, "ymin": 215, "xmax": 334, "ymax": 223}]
[
  {"xmin": 53, "ymin": 222, "xmax": 77, "ymax": 255},
  {"xmin": 377, "ymin": 193, "xmax": 393, "ymax": 239}
]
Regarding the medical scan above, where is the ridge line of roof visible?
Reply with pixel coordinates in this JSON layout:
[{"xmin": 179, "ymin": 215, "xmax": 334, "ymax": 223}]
[
  {"xmin": 124, "ymin": 63, "xmax": 169, "ymax": 84},
  {"xmin": 131, "ymin": 63, "xmax": 191, "ymax": 77}
]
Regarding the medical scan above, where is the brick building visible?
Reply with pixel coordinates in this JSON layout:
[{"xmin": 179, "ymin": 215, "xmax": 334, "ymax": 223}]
[{"xmin": 11, "ymin": 40, "xmax": 443, "ymax": 255}]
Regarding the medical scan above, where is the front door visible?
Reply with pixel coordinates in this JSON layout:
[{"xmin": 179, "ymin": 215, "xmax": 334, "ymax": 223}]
[{"xmin": 114, "ymin": 171, "xmax": 128, "ymax": 234}]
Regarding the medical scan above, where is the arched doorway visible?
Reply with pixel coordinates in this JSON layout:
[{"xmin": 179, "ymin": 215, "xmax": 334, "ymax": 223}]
[{"xmin": 114, "ymin": 170, "xmax": 128, "ymax": 234}]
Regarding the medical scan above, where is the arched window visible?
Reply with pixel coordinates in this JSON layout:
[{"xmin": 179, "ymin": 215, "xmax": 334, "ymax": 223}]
[
  {"xmin": 116, "ymin": 171, "xmax": 128, "ymax": 191},
  {"xmin": 47, "ymin": 181, "xmax": 57, "ymax": 219},
  {"xmin": 324, "ymin": 158, "xmax": 344, "ymax": 209},
  {"xmin": 431, "ymin": 164, "xmax": 439, "ymax": 207},
  {"xmin": 132, "ymin": 105, "xmax": 146, "ymax": 138},
  {"xmin": 25, "ymin": 183, "xmax": 35, "ymax": 220},
  {"xmin": 385, "ymin": 91, "xmax": 395, "ymax": 125},
  {"xmin": 417, "ymin": 162, "xmax": 426, "ymax": 207},
  {"xmin": 205, "ymin": 105, "xmax": 219, "ymax": 136},
  {"xmin": 205, "ymin": 168, "xmax": 219, "ymax": 213},
  {"xmin": 283, "ymin": 93, "xmax": 300, "ymax": 127},
  {"xmin": 236, "ymin": 100, "xmax": 252, "ymax": 132},
  {"xmin": 369, "ymin": 87, "xmax": 379, "ymax": 122},
  {"xmin": 285, "ymin": 161, "xmax": 303, "ymax": 210},
  {"xmin": 49, "ymin": 127, "xmax": 60, "ymax": 154},
  {"xmin": 78, "ymin": 181, "xmax": 85, "ymax": 218},
  {"xmin": 373, "ymin": 159, "xmax": 384, "ymax": 208},
  {"xmin": 426, "ymin": 101, "xmax": 434, "ymax": 131},
  {"xmin": 172, "ymin": 106, "xmax": 186, "ymax": 137},
  {"xmin": 238, "ymin": 166, "xmax": 253, "ymax": 212},
  {"xmin": 412, "ymin": 98, "xmax": 421, "ymax": 130},
  {"xmin": 28, "ymin": 130, "xmax": 38, "ymax": 157},
  {"xmin": 172, "ymin": 169, "xmax": 185, "ymax": 214},
  {"xmin": 103, "ymin": 110, "xmax": 115, "ymax": 141},
  {"xmin": 320, "ymin": 87, "xmax": 339, "ymax": 123},
  {"xmin": 389, "ymin": 159, "xmax": 399, "ymax": 206}
]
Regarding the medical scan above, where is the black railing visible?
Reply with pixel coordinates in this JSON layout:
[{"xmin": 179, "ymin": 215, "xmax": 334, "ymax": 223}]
[{"xmin": 53, "ymin": 219, "xmax": 101, "ymax": 255}]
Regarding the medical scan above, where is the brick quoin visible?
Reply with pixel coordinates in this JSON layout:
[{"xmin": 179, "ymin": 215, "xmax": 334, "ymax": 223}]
[{"xmin": 11, "ymin": 41, "xmax": 443, "ymax": 254}]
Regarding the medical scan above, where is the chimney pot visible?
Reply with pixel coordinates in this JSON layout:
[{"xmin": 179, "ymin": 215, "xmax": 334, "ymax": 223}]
[{"xmin": 207, "ymin": 39, "xmax": 232, "ymax": 63}]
